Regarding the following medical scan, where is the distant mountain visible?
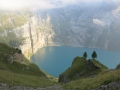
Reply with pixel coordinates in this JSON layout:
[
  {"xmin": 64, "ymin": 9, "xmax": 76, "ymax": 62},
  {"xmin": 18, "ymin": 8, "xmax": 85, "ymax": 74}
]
[
  {"xmin": 0, "ymin": 10, "xmax": 55, "ymax": 59},
  {"xmin": 0, "ymin": 1, "xmax": 120, "ymax": 59},
  {"xmin": 42, "ymin": 2, "xmax": 120, "ymax": 51}
]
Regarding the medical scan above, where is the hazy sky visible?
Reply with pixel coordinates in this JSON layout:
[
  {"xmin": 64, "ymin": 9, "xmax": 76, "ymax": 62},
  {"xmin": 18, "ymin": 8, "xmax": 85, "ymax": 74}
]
[{"xmin": 0, "ymin": 0, "xmax": 120, "ymax": 11}]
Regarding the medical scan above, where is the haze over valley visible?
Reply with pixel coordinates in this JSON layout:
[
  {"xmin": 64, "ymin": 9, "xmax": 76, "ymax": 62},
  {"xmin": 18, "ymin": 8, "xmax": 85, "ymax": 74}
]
[
  {"xmin": 1, "ymin": 0, "xmax": 120, "ymax": 58},
  {"xmin": 0, "ymin": 0, "xmax": 120, "ymax": 89}
]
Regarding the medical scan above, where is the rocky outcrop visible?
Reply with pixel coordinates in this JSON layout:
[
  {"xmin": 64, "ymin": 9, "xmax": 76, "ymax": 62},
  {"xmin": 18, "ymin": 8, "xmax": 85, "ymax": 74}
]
[
  {"xmin": 0, "ymin": 84, "xmax": 64, "ymax": 90},
  {"xmin": 94, "ymin": 82, "xmax": 120, "ymax": 90},
  {"xmin": 6, "ymin": 49, "xmax": 22, "ymax": 64},
  {"xmin": 16, "ymin": 15, "xmax": 55, "ymax": 59},
  {"xmin": 44, "ymin": 3, "xmax": 120, "ymax": 51}
]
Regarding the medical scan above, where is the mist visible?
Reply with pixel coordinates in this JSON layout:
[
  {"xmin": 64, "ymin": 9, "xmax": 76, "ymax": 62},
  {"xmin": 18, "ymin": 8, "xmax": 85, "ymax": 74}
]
[{"xmin": 0, "ymin": 0, "xmax": 120, "ymax": 11}]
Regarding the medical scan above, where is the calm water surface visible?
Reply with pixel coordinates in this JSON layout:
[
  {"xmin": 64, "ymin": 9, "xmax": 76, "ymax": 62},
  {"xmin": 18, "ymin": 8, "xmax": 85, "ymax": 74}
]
[{"xmin": 31, "ymin": 46, "xmax": 120, "ymax": 77}]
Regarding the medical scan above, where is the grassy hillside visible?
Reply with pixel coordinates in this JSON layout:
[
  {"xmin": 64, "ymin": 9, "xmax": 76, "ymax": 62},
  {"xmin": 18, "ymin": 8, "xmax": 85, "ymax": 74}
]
[
  {"xmin": 59, "ymin": 57, "xmax": 108, "ymax": 83},
  {"xmin": 63, "ymin": 69, "xmax": 120, "ymax": 90},
  {"xmin": 58, "ymin": 56, "xmax": 120, "ymax": 90},
  {"xmin": 0, "ymin": 43, "xmax": 56, "ymax": 87},
  {"xmin": 0, "ymin": 70, "xmax": 55, "ymax": 87}
]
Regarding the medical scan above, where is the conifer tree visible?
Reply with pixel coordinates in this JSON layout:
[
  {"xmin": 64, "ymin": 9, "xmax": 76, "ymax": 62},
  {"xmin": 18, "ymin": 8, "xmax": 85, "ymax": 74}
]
[
  {"xmin": 92, "ymin": 51, "xmax": 97, "ymax": 59},
  {"xmin": 83, "ymin": 52, "xmax": 87, "ymax": 59}
]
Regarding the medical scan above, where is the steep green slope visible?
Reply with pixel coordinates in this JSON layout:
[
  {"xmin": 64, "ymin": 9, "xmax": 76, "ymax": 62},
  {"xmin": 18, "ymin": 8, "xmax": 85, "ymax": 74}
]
[
  {"xmin": 59, "ymin": 56, "xmax": 120, "ymax": 90},
  {"xmin": 63, "ymin": 69, "xmax": 120, "ymax": 90},
  {"xmin": 59, "ymin": 57, "xmax": 108, "ymax": 83},
  {"xmin": 0, "ymin": 43, "xmax": 55, "ymax": 87}
]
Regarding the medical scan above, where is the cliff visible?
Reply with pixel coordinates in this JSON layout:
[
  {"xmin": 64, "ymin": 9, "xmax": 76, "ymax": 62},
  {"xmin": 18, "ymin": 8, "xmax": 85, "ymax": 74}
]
[
  {"xmin": 1, "ymin": 3, "xmax": 120, "ymax": 60},
  {"xmin": 0, "ymin": 12, "xmax": 55, "ymax": 59}
]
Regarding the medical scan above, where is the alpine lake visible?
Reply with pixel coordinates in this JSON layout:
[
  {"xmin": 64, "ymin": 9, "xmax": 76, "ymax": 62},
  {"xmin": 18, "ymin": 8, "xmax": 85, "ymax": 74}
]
[{"xmin": 31, "ymin": 46, "xmax": 120, "ymax": 77}]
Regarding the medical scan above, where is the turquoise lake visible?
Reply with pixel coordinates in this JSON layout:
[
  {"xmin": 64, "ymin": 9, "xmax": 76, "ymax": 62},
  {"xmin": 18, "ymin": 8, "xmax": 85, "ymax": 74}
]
[{"xmin": 31, "ymin": 46, "xmax": 120, "ymax": 77}]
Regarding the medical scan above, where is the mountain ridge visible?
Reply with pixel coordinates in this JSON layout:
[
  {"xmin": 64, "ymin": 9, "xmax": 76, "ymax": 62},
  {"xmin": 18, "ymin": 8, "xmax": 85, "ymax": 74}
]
[
  {"xmin": 1, "ymin": 2, "xmax": 120, "ymax": 59},
  {"xmin": 58, "ymin": 56, "xmax": 108, "ymax": 83},
  {"xmin": 58, "ymin": 56, "xmax": 120, "ymax": 90},
  {"xmin": 0, "ymin": 42, "xmax": 57, "ymax": 87}
]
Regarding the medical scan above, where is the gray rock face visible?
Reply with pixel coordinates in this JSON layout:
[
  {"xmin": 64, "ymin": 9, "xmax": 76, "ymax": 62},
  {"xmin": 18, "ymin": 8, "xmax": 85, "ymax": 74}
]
[
  {"xmin": 0, "ymin": 12, "xmax": 55, "ymax": 59},
  {"xmin": 34, "ymin": 2, "xmax": 120, "ymax": 51},
  {"xmin": 94, "ymin": 82, "xmax": 120, "ymax": 90},
  {"xmin": 1, "ymin": 1, "xmax": 120, "ymax": 59}
]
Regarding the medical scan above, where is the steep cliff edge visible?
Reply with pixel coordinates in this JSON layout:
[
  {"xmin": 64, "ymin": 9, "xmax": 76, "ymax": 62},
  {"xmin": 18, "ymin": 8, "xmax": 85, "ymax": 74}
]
[
  {"xmin": 0, "ymin": 12, "xmax": 55, "ymax": 59},
  {"xmin": 1, "ymin": 3, "xmax": 120, "ymax": 60},
  {"xmin": 17, "ymin": 15, "xmax": 55, "ymax": 59}
]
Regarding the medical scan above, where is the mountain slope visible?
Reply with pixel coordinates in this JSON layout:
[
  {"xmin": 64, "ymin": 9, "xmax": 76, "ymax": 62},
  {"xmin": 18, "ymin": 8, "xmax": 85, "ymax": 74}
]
[
  {"xmin": 0, "ymin": 11, "xmax": 55, "ymax": 59},
  {"xmin": 0, "ymin": 43, "xmax": 55, "ymax": 87},
  {"xmin": 38, "ymin": 3, "xmax": 120, "ymax": 51},
  {"xmin": 58, "ymin": 57, "xmax": 108, "ymax": 83},
  {"xmin": 58, "ymin": 56, "xmax": 120, "ymax": 90},
  {"xmin": 1, "ymin": 3, "xmax": 120, "ymax": 60},
  {"xmin": 63, "ymin": 69, "xmax": 120, "ymax": 90},
  {"xmin": 1, "ymin": 1, "xmax": 120, "ymax": 59}
]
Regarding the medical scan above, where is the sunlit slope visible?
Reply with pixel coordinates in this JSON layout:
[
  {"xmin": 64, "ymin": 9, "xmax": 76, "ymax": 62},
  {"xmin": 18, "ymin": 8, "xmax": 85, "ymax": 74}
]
[
  {"xmin": 63, "ymin": 69, "xmax": 120, "ymax": 90},
  {"xmin": 0, "ymin": 11, "xmax": 31, "ymax": 31}
]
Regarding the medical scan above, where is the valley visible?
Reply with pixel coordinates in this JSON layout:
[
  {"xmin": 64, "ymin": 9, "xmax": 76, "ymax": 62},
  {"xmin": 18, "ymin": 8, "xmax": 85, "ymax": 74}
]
[
  {"xmin": 31, "ymin": 46, "xmax": 120, "ymax": 77},
  {"xmin": 0, "ymin": 0, "xmax": 120, "ymax": 90},
  {"xmin": 1, "ymin": 2, "xmax": 120, "ymax": 59}
]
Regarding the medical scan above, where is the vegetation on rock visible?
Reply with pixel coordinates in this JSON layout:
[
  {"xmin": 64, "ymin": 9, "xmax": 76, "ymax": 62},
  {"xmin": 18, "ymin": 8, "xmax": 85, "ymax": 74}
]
[
  {"xmin": 83, "ymin": 52, "xmax": 87, "ymax": 59},
  {"xmin": 58, "ymin": 52, "xmax": 120, "ymax": 90},
  {"xmin": 0, "ymin": 43, "xmax": 56, "ymax": 87},
  {"xmin": 58, "ymin": 56, "xmax": 107, "ymax": 83},
  {"xmin": 92, "ymin": 51, "xmax": 97, "ymax": 59}
]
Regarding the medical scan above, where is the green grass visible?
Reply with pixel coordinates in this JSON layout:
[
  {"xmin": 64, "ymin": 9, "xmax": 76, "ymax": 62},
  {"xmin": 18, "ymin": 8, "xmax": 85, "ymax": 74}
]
[
  {"xmin": 90, "ymin": 59, "xmax": 108, "ymax": 69},
  {"xmin": 59, "ymin": 57, "xmax": 108, "ymax": 81},
  {"xmin": 0, "ymin": 70, "xmax": 55, "ymax": 87},
  {"xmin": 62, "ymin": 57, "xmax": 87, "ymax": 79},
  {"xmin": 0, "ymin": 43, "xmax": 56, "ymax": 87},
  {"xmin": 0, "ymin": 42, "xmax": 14, "ymax": 54},
  {"xmin": 0, "ymin": 43, "xmax": 45, "ymax": 77},
  {"xmin": 63, "ymin": 69, "xmax": 120, "ymax": 90},
  {"xmin": 58, "ymin": 56, "xmax": 116, "ymax": 89},
  {"xmin": 59, "ymin": 57, "xmax": 120, "ymax": 90}
]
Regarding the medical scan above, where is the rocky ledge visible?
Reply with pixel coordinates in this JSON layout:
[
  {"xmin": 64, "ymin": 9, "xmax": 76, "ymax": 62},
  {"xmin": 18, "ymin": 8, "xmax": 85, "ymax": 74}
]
[
  {"xmin": 0, "ymin": 84, "xmax": 63, "ymax": 90},
  {"xmin": 92, "ymin": 82, "xmax": 120, "ymax": 90}
]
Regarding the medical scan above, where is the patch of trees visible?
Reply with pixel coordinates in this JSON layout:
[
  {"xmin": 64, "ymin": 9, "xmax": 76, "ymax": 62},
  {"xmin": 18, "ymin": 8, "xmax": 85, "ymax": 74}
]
[
  {"xmin": 91, "ymin": 51, "xmax": 97, "ymax": 59},
  {"xmin": 15, "ymin": 48, "xmax": 22, "ymax": 54},
  {"xmin": 83, "ymin": 51, "xmax": 97, "ymax": 59},
  {"xmin": 83, "ymin": 52, "xmax": 87, "ymax": 59}
]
